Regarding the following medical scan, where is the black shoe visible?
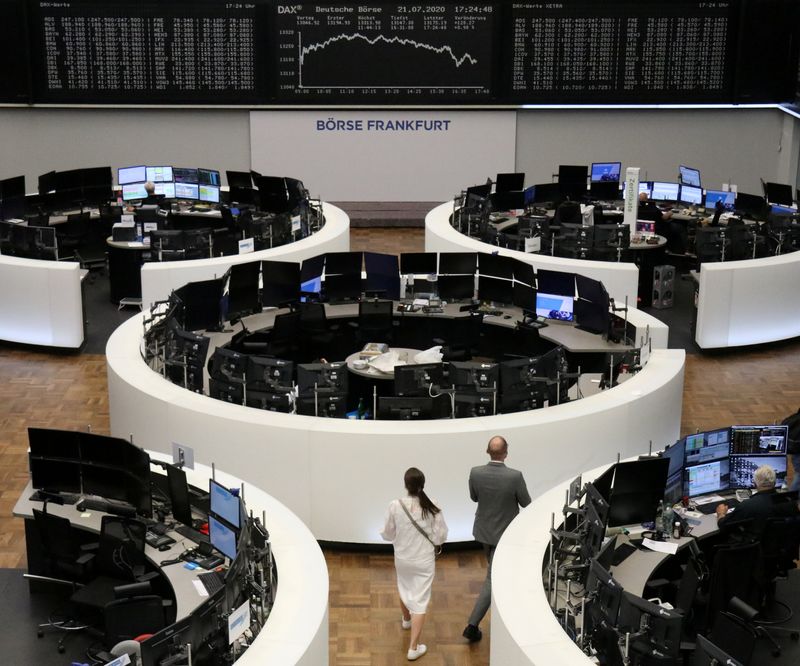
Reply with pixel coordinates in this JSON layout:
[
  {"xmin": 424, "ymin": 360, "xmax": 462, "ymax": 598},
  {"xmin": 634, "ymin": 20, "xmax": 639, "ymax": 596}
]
[{"xmin": 462, "ymin": 624, "xmax": 482, "ymax": 642}]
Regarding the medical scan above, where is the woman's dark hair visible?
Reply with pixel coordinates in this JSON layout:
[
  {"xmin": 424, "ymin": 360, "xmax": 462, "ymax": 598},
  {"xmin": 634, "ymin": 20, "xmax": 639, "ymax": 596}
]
[{"xmin": 404, "ymin": 467, "xmax": 440, "ymax": 518}]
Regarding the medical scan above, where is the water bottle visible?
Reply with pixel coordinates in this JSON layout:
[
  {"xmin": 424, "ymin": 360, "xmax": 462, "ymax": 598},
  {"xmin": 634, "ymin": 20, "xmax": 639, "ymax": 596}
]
[{"xmin": 357, "ymin": 397, "xmax": 366, "ymax": 420}]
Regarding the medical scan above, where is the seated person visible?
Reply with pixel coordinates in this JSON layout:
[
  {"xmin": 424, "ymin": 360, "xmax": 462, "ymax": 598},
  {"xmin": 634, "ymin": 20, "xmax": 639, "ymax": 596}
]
[
  {"xmin": 715, "ymin": 465, "xmax": 799, "ymax": 540},
  {"xmin": 142, "ymin": 181, "xmax": 162, "ymax": 205},
  {"xmin": 638, "ymin": 192, "xmax": 684, "ymax": 253}
]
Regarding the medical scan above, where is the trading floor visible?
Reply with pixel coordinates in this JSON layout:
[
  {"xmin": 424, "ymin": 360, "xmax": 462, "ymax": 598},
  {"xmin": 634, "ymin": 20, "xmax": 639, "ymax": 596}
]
[{"xmin": 2, "ymin": 227, "xmax": 800, "ymax": 666}]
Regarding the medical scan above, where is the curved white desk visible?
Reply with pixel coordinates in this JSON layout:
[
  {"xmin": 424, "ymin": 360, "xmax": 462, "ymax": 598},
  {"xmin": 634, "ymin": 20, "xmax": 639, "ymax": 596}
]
[
  {"xmin": 695, "ymin": 251, "xmax": 800, "ymax": 349},
  {"xmin": 0, "ymin": 253, "xmax": 85, "ymax": 348},
  {"xmin": 139, "ymin": 203, "xmax": 350, "ymax": 309},
  {"xmin": 107, "ymin": 311, "xmax": 684, "ymax": 544},
  {"xmin": 425, "ymin": 202, "xmax": 640, "ymax": 308}
]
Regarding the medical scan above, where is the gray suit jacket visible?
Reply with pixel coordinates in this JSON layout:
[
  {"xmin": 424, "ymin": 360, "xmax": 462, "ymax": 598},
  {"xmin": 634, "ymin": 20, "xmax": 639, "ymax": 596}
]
[{"xmin": 469, "ymin": 462, "xmax": 531, "ymax": 546}]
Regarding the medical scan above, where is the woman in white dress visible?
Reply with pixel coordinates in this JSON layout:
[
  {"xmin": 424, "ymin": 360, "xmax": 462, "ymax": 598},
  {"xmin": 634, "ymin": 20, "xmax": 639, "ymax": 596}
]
[{"xmin": 380, "ymin": 467, "xmax": 448, "ymax": 661}]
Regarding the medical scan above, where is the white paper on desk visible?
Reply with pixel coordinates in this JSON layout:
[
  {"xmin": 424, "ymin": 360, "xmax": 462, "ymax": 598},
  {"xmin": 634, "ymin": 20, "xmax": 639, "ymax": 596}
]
[
  {"xmin": 642, "ymin": 538, "xmax": 679, "ymax": 555},
  {"xmin": 192, "ymin": 579, "xmax": 209, "ymax": 597},
  {"xmin": 694, "ymin": 494, "xmax": 724, "ymax": 505},
  {"xmin": 412, "ymin": 298, "xmax": 429, "ymax": 307},
  {"xmin": 369, "ymin": 350, "xmax": 401, "ymax": 373},
  {"xmin": 414, "ymin": 346, "xmax": 443, "ymax": 364}
]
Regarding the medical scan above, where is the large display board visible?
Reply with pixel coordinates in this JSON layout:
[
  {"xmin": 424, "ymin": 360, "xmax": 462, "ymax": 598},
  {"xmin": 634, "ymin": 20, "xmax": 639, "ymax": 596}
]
[
  {"xmin": 6, "ymin": 0, "xmax": 800, "ymax": 105},
  {"xmin": 274, "ymin": 2, "xmax": 495, "ymax": 102},
  {"xmin": 30, "ymin": 0, "xmax": 268, "ymax": 103}
]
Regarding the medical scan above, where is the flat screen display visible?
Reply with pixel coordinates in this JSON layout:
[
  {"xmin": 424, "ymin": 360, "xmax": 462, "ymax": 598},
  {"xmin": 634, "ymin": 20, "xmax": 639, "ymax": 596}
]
[
  {"xmin": 679, "ymin": 165, "xmax": 701, "ymax": 187},
  {"xmin": 536, "ymin": 292, "xmax": 573, "ymax": 322},
  {"xmin": 591, "ymin": 162, "xmax": 621, "ymax": 182},
  {"xmin": 145, "ymin": 166, "xmax": 173, "ymax": 183},
  {"xmin": 650, "ymin": 181, "xmax": 680, "ymax": 202},
  {"xmin": 198, "ymin": 185, "xmax": 220, "ymax": 204},
  {"xmin": 209, "ymin": 514, "xmax": 237, "ymax": 560},
  {"xmin": 209, "ymin": 478, "xmax": 240, "ymax": 528},
  {"xmin": 122, "ymin": 183, "xmax": 148, "ymax": 201},
  {"xmin": 173, "ymin": 168, "xmax": 199, "ymax": 184},
  {"xmin": 729, "ymin": 455, "xmax": 787, "ymax": 489},
  {"xmin": 686, "ymin": 458, "xmax": 730, "ymax": 497},
  {"xmin": 154, "ymin": 182, "xmax": 176, "ymax": 198},
  {"xmin": 198, "ymin": 168, "xmax": 221, "ymax": 186},
  {"xmin": 119, "ymin": 165, "xmax": 146, "ymax": 185},
  {"xmin": 678, "ymin": 184, "xmax": 703, "ymax": 205},
  {"xmin": 175, "ymin": 182, "xmax": 199, "ymax": 200},
  {"xmin": 704, "ymin": 189, "xmax": 735, "ymax": 210}
]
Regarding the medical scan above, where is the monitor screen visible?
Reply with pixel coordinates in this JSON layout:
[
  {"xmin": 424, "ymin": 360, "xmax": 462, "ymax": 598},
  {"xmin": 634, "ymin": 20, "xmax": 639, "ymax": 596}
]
[
  {"xmin": 591, "ymin": 162, "xmax": 621, "ymax": 182},
  {"xmin": 729, "ymin": 425, "xmax": 788, "ymax": 456},
  {"xmin": 166, "ymin": 464, "xmax": 192, "ymax": 528},
  {"xmin": 765, "ymin": 182, "xmax": 794, "ymax": 206},
  {"xmin": 536, "ymin": 292, "xmax": 574, "ymax": 321},
  {"xmin": 624, "ymin": 181, "xmax": 653, "ymax": 200},
  {"xmin": 678, "ymin": 165, "xmax": 701, "ymax": 188},
  {"xmin": 262, "ymin": 260, "xmax": 300, "ymax": 307},
  {"xmin": 678, "ymin": 184, "xmax": 703, "ymax": 205},
  {"xmin": 175, "ymin": 182, "xmax": 199, "ymax": 200},
  {"xmin": 531, "ymin": 182, "xmax": 561, "ymax": 204},
  {"xmin": 198, "ymin": 168, "xmax": 221, "ymax": 187},
  {"xmin": 436, "ymin": 274, "xmax": 474, "ymax": 301},
  {"xmin": 226, "ymin": 170, "xmax": 252, "ymax": 189},
  {"xmin": 734, "ymin": 192, "xmax": 766, "ymax": 216},
  {"xmin": 685, "ymin": 427, "xmax": 730, "ymax": 466},
  {"xmin": 325, "ymin": 273, "xmax": 362, "ymax": 301},
  {"xmin": 729, "ymin": 455, "xmax": 787, "ymax": 489},
  {"xmin": 650, "ymin": 181, "xmax": 680, "ymax": 202},
  {"xmin": 479, "ymin": 276, "xmax": 513, "ymax": 305},
  {"xmin": 122, "ymin": 183, "xmax": 148, "ymax": 201},
  {"xmin": 173, "ymin": 167, "xmax": 199, "ymax": 184},
  {"xmin": 536, "ymin": 269, "xmax": 574, "ymax": 297},
  {"xmin": 394, "ymin": 363, "xmax": 446, "ymax": 397},
  {"xmin": 28, "ymin": 427, "xmax": 81, "ymax": 459},
  {"xmin": 478, "ymin": 252, "xmax": 514, "ymax": 279},
  {"xmin": 686, "ymin": 458, "xmax": 730, "ymax": 497},
  {"xmin": 378, "ymin": 396, "xmax": 435, "ymax": 420},
  {"xmin": 512, "ymin": 282, "xmax": 536, "ymax": 312},
  {"xmin": 118, "ymin": 165, "xmax": 146, "ymax": 185},
  {"xmin": 325, "ymin": 251, "xmax": 363, "ymax": 275},
  {"xmin": 662, "ymin": 440, "xmax": 686, "ymax": 478},
  {"xmin": 589, "ymin": 181, "xmax": 622, "ymax": 201},
  {"xmin": 145, "ymin": 166, "xmax": 173, "ymax": 183},
  {"xmin": 495, "ymin": 172, "xmax": 525, "ymax": 192},
  {"xmin": 209, "ymin": 514, "xmax": 237, "ymax": 560},
  {"xmin": 400, "ymin": 252, "xmax": 437, "ymax": 275},
  {"xmin": 704, "ymin": 189, "xmax": 736, "ymax": 210},
  {"xmin": 209, "ymin": 479, "xmax": 240, "ymax": 528},
  {"xmin": 297, "ymin": 362, "xmax": 348, "ymax": 396},
  {"xmin": 81, "ymin": 464, "xmax": 152, "ymax": 516},
  {"xmin": 363, "ymin": 252, "xmax": 401, "ymax": 300},
  {"xmin": 608, "ymin": 458, "xmax": 670, "ymax": 527},
  {"xmin": 198, "ymin": 185, "xmax": 220, "ymax": 204},
  {"xmin": 438, "ymin": 252, "xmax": 477, "ymax": 275},
  {"xmin": 29, "ymin": 457, "xmax": 82, "ymax": 494},
  {"xmin": 154, "ymin": 182, "xmax": 176, "ymax": 199}
]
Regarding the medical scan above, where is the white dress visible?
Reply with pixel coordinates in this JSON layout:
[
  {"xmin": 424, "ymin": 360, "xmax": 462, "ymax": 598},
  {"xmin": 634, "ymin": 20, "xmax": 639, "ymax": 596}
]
[{"xmin": 380, "ymin": 496, "xmax": 448, "ymax": 614}]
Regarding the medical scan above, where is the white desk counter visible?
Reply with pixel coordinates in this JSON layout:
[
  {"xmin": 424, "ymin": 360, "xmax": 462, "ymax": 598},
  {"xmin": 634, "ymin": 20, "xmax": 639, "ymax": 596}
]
[
  {"xmin": 139, "ymin": 203, "xmax": 350, "ymax": 309},
  {"xmin": 107, "ymin": 311, "xmax": 683, "ymax": 544},
  {"xmin": 14, "ymin": 456, "xmax": 328, "ymax": 665},
  {"xmin": 425, "ymin": 202, "xmax": 640, "ymax": 308},
  {"xmin": 0, "ymin": 253, "xmax": 84, "ymax": 348},
  {"xmin": 696, "ymin": 250, "xmax": 800, "ymax": 349}
]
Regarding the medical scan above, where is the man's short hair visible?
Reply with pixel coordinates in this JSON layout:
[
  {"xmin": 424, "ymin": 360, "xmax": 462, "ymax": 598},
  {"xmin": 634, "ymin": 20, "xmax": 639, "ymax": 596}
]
[
  {"xmin": 487, "ymin": 435, "xmax": 508, "ymax": 459},
  {"xmin": 754, "ymin": 465, "xmax": 777, "ymax": 490}
]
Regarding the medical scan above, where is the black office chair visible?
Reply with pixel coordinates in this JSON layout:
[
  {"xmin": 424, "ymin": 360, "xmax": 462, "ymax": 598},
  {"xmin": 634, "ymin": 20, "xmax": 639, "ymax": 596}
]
[
  {"xmin": 103, "ymin": 581, "xmax": 168, "ymax": 648},
  {"xmin": 757, "ymin": 515, "xmax": 800, "ymax": 625},
  {"xmin": 297, "ymin": 302, "xmax": 338, "ymax": 357},
  {"xmin": 703, "ymin": 609, "xmax": 758, "ymax": 665},
  {"xmin": 700, "ymin": 541, "xmax": 761, "ymax": 634},
  {"xmin": 265, "ymin": 311, "xmax": 301, "ymax": 358},
  {"xmin": 56, "ymin": 211, "xmax": 90, "ymax": 261},
  {"xmin": 554, "ymin": 201, "xmax": 582, "ymax": 225},
  {"xmin": 352, "ymin": 299, "xmax": 395, "ymax": 344}
]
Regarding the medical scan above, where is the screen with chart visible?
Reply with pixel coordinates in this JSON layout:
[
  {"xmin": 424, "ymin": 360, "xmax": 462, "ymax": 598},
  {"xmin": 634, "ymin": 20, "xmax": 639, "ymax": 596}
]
[
  {"xmin": 274, "ymin": 2, "xmax": 496, "ymax": 102},
  {"xmin": 506, "ymin": 1, "xmax": 736, "ymax": 103},
  {"xmin": 30, "ymin": 0, "xmax": 268, "ymax": 104}
]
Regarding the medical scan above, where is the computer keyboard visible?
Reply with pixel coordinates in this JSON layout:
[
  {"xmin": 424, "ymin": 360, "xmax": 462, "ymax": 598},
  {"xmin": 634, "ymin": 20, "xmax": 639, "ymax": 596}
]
[
  {"xmin": 197, "ymin": 570, "xmax": 225, "ymax": 595},
  {"xmin": 146, "ymin": 531, "xmax": 175, "ymax": 548},
  {"xmin": 175, "ymin": 523, "xmax": 210, "ymax": 544},
  {"xmin": 736, "ymin": 489, "xmax": 752, "ymax": 502}
]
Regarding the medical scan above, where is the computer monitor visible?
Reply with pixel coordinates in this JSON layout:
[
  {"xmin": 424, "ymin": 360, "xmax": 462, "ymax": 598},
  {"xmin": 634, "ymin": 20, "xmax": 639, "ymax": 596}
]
[
  {"xmin": 198, "ymin": 185, "xmax": 220, "ymax": 204},
  {"xmin": 678, "ymin": 165, "xmax": 701, "ymax": 188},
  {"xmin": 247, "ymin": 356, "xmax": 294, "ymax": 391},
  {"xmin": 591, "ymin": 162, "xmax": 621, "ymax": 183},
  {"xmin": 589, "ymin": 181, "xmax": 622, "ymax": 201},
  {"xmin": 29, "ymin": 457, "xmax": 82, "ymax": 495},
  {"xmin": 122, "ymin": 183, "xmax": 148, "ymax": 201},
  {"xmin": 118, "ymin": 165, "xmax": 146, "ymax": 185},
  {"xmin": 145, "ymin": 166, "xmax": 173, "ymax": 183},
  {"xmin": 38, "ymin": 170, "xmax": 56, "ymax": 194},
  {"xmin": 79, "ymin": 433, "xmax": 150, "ymax": 475},
  {"xmin": 679, "ymin": 184, "xmax": 703, "ymax": 205},
  {"xmin": 208, "ymin": 347, "xmax": 249, "ymax": 383},
  {"xmin": 198, "ymin": 168, "xmax": 221, "ymax": 187},
  {"xmin": 378, "ymin": 396, "xmax": 434, "ymax": 420},
  {"xmin": 325, "ymin": 273, "xmax": 362, "ymax": 302},
  {"xmin": 685, "ymin": 427, "xmax": 731, "ymax": 466},
  {"xmin": 295, "ymin": 394, "xmax": 347, "ymax": 417},
  {"xmin": 226, "ymin": 170, "xmax": 252, "ymax": 189},
  {"xmin": 730, "ymin": 425, "xmax": 788, "ymax": 455},
  {"xmin": 173, "ymin": 167, "xmax": 199, "ymax": 183},
  {"xmin": 166, "ymin": 463, "xmax": 192, "ymax": 528},
  {"xmin": 662, "ymin": 440, "xmax": 686, "ymax": 478},
  {"xmin": 175, "ymin": 182, "xmax": 199, "ymax": 200},
  {"xmin": 297, "ymin": 362, "xmax": 348, "ymax": 396},
  {"xmin": 364, "ymin": 252, "xmax": 401, "ymax": 300},
  {"xmin": 574, "ymin": 298, "xmax": 608, "ymax": 335},
  {"xmin": 209, "ymin": 378, "xmax": 244, "ymax": 404},
  {"xmin": 438, "ymin": 252, "xmax": 477, "ymax": 275},
  {"xmin": 154, "ymin": 182, "xmax": 176, "ymax": 199},
  {"xmin": 210, "ymin": 478, "xmax": 240, "ymax": 528},
  {"xmin": 734, "ymin": 192, "xmax": 766, "ymax": 217},
  {"xmin": 261, "ymin": 259, "xmax": 300, "ymax": 307},
  {"xmin": 400, "ymin": 252, "xmax": 437, "ymax": 275},
  {"xmin": 530, "ymin": 182, "xmax": 561, "ymax": 204},
  {"xmin": 607, "ymin": 458, "xmax": 670, "ymax": 527},
  {"xmin": 436, "ymin": 274, "xmax": 474, "ymax": 301},
  {"xmin": 394, "ymin": 363, "xmax": 446, "ymax": 396},
  {"xmin": 209, "ymin": 514, "xmax": 237, "ymax": 560},
  {"xmin": 449, "ymin": 361, "xmax": 499, "ymax": 391},
  {"xmin": 536, "ymin": 292, "xmax": 574, "ymax": 322},
  {"xmin": 226, "ymin": 261, "xmax": 261, "ymax": 321},
  {"xmin": 536, "ymin": 269, "xmax": 575, "ymax": 297},
  {"xmin": 617, "ymin": 591, "xmax": 682, "ymax": 662},
  {"xmin": 704, "ymin": 189, "xmax": 736, "ymax": 210},
  {"xmin": 495, "ymin": 173, "xmax": 525, "ymax": 192},
  {"xmin": 765, "ymin": 182, "xmax": 794, "ymax": 206},
  {"xmin": 478, "ymin": 252, "xmax": 514, "ymax": 279},
  {"xmin": 478, "ymin": 276, "xmax": 513, "ymax": 305},
  {"xmin": 174, "ymin": 278, "xmax": 225, "ymax": 331},
  {"xmin": 650, "ymin": 181, "xmax": 680, "ymax": 202},
  {"xmin": 512, "ymin": 282, "xmax": 536, "ymax": 313},
  {"xmin": 325, "ymin": 251, "xmax": 363, "ymax": 275},
  {"xmin": 139, "ymin": 615, "xmax": 194, "ymax": 666},
  {"xmin": 81, "ymin": 464, "xmax": 152, "ymax": 517},
  {"xmin": 686, "ymin": 458, "xmax": 731, "ymax": 497},
  {"xmin": 558, "ymin": 165, "xmax": 588, "ymax": 187},
  {"xmin": 729, "ymin": 454, "xmax": 787, "ymax": 489},
  {"xmin": 28, "ymin": 427, "xmax": 81, "ymax": 459},
  {"xmin": 585, "ymin": 559, "xmax": 623, "ymax": 627}
]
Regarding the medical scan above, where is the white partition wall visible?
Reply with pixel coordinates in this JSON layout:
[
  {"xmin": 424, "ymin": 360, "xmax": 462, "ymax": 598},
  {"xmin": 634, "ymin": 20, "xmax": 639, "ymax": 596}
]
[
  {"xmin": 107, "ymin": 314, "xmax": 684, "ymax": 544},
  {"xmin": 140, "ymin": 203, "xmax": 350, "ymax": 308},
  {"xmin": 695, "ymin": 252, "xmax": 800, "ymax": 349},
  {"xmin": 425, "ymin": 201, "xmax": 642, "ymax": 315},
  {"xmin": 0, "ymin": 255, "xmax": 84, "ymax": 348}
]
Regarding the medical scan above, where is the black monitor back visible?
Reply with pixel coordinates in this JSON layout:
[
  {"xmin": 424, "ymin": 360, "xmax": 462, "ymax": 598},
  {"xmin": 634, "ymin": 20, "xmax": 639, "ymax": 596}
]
[
  {"xmin": 496, "ymin": 173, "xmax": 525, "ymax": 192},
  {"xmin": 262, "ymin": 259, "xmax": 300, "ymax": 307}
]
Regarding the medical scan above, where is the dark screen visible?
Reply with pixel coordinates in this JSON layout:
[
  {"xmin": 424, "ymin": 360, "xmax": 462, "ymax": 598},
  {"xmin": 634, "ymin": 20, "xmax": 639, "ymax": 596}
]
[
  {"xmin": 28, "ymin": 428, "xmax": 81, "ymax": 460},
  {"xmin": 478, "ymin": 276, "xmax": 513, "ymax": 304},
  {"xmin": 325, "ymin": 273, "xmax": 362, "ymax": 301},
  {"xmin": 437, "ymin": 274, "xmax": 474, "ymax": 301},
  {"xmin": 364, "ymin": 252, "xmax": 401, "ymax": 300},
  {"xmin": 478, "ymin": 252, "xmax": 514, "ymax": 279},
  {"xmin": 512, "ymin": 282, "xmax": 536, "ymax": 312},
  {"xmin": 175, "ymin": 278, "xmax": 225, "ymax": 331},
  {"xmin": 537, "ymin": 269, "xmax": 575, "ymax": 297},
  {"xmin": 325, "ymin": 252, "xmax": 362, "ymax": 275},
  {"xmin": 496, "ymin": 173, "xmax": 525, "ymax": 192},
  {"xmin": 400, "ymin": 252, "xmax": 437, "ymax": 275},
  {"xmin": 0, "ymin": 0, "xmax": 30, "ymax": 102},
  {"xmin": 29, "ymin": 457, "xmax": 82, "ymax": 494},
  {"xmin": 608, "ymin": 458, "xmax": 670, "ymax": 527},
  {"xmin": 262, "ymin": 260, "xmax": 300, "ymax": 307},
  {"xmin": 227, "ymin": 261, "xmax": 261, "ymax": 320},
  {"xmin": 765, "ymin": 182, "xmax": 794, "ymax": 206},
  {"xmin": 166, "ymin": 464, "xmax": 193, "ymax": 528},
  {"xmin": 438, "ymin": 252, "xmax": 477, "ymax": 274}
]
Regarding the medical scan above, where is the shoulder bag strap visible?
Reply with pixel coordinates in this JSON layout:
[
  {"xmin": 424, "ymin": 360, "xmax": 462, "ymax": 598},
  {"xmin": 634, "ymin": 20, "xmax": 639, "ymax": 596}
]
[{"xmin": 398, "ymin": 499, "xmax": 438, "ymax": 550}]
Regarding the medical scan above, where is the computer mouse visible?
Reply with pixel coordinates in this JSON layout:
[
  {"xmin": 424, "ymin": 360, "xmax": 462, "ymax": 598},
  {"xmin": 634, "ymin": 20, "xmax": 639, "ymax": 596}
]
[
  {"xmin": 158, "ymin": 544, "xmax": 172, "ymax": 552},
  {"xmin": 503, "ymin": 315, "xmax": 512, "ymax": 319}
]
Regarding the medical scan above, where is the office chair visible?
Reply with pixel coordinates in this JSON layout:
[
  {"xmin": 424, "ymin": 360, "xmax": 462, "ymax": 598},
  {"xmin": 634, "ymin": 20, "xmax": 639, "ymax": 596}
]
[
  {"xmin": 554, "ymin": 201, "xmax": 582, "ymax": 225},
  {"xmin": 757, "ymin": 515, "xmax": 800, "ymax": 625},
  {"xmin": 103, "ymin": 581, "xmax": 168, "ymax": 648},
  {"xmin": 704, "ymin": 609, "xmax": 757, "ymax": 665},
  {"xmin": 432, "ymin": 313, "xmax": 484, "ymax": 362},
  {"xmin": 265, "ymin": 311, "xmax": 301, "ymax": 358},
  {"xmin": 56, "ymin": 211, "xmax": 90, "ymax": 261},
  {"xmin": 297, "ymin": 301, "xmax": 338, "ymax": 350},
  {"xmin": 700, "ymin": 541, "xmax": 761, "ymax": 634},
  {"xmin": 694, "ymin": 226, "xmax": 730, "ymax": 267},
  {"xmin": 352, "ymin": 299, "xmax": 395, "ymax": 344}
]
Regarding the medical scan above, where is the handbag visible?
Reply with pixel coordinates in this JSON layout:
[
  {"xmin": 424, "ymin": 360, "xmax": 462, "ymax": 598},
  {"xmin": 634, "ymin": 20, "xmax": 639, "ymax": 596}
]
[{"xmin": 399, "ymin": 499, "xmax": 443, "ymax": 558}]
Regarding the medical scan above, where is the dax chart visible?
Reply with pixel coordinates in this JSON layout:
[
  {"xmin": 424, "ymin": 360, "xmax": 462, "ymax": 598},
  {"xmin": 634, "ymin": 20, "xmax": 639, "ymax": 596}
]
[{"xmin": 275, "ymin": 3, "xmax": 495, "ymax": 102}]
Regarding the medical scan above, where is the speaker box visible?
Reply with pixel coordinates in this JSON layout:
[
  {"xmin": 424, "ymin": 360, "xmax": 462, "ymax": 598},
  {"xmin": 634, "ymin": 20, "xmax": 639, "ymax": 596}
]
[{"xmin": 652, "ymin": 264, "xmax": 675, "ymax": 309}]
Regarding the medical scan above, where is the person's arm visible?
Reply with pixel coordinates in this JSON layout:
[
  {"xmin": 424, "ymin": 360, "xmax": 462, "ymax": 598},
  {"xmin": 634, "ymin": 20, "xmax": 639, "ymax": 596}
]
[
  {"xmin": 380, "ymin": 502, "xmax": 397, "ymax": 542},
  {"xmin": 432, "ymin": 509, "xmax": 449, "ymax": 546},
  {"xmin": 517, "ymin": 472, "xmax": 532, "ymax": 508},
  {"xmin": 469, "ymin": 469, "xmax": 478, "ymax": 503}
]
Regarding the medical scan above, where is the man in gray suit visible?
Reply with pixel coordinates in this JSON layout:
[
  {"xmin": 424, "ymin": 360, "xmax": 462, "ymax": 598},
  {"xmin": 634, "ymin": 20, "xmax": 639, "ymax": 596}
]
[{"xmin": 463, "ymin": 435, "xmax": 531, "ymax": 642}]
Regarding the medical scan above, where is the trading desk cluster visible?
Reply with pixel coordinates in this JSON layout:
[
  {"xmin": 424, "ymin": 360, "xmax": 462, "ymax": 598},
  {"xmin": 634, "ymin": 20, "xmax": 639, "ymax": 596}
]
[
  {"xmin": 546, "ymin": 423, "xmax": 798, "ymax": 666},
  {"xmin": 25, "ymin": 427, "xmax": 275, "ymax": 665},
  {"xmin": 454, "ymin": 163, "xmax": 800, "ymax": 264},
  {"xmin": 138, "ymin": 250, "xmax": 632, "ymax": 419},
  {"xmin": 0, "ymin": 165, "xmax": 320, "ymax": 263}
]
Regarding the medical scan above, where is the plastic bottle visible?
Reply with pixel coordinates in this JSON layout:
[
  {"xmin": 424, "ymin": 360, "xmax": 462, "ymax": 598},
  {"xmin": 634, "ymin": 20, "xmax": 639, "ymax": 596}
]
[{"xmin": 357, "ymin": 397, "xmax": 366, "ymax": 420}]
